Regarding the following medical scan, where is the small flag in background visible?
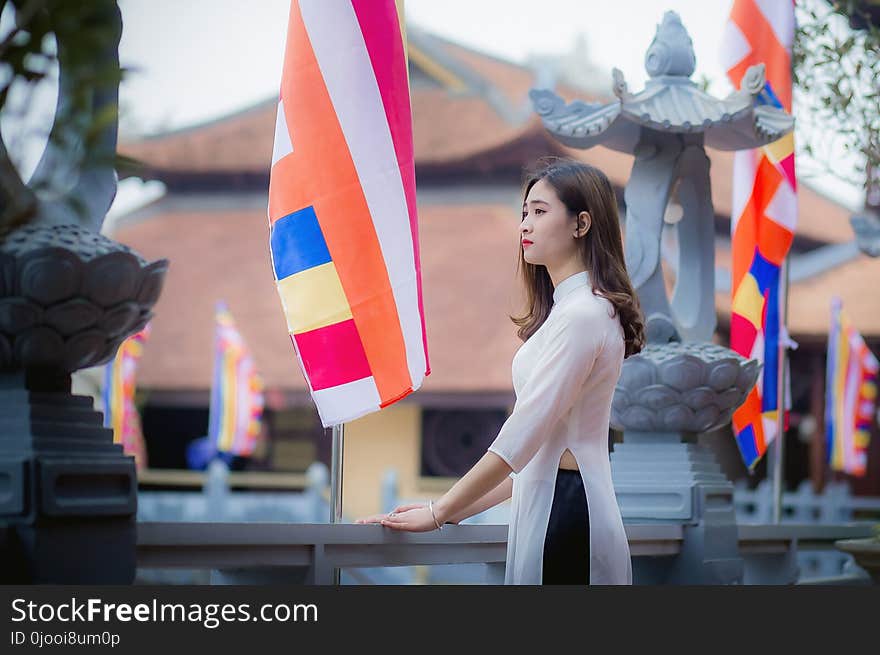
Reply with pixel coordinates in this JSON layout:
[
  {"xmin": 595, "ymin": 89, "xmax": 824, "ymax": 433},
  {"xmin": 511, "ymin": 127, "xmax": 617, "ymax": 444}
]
[
  {"xmin": 103, "ymin": 323, "xmax": 151, "ymax": 471},
  {"xmin": 722, "ymin": 0, "xmax": 797, "ymax": 470},
  {"xmin": 208, "ymin": 301, "xmax": 265, "ymax": 457},
  {"xmin": 826, "ymin": 297, "xmax": 879, "ymax": 477},
  {"xmin": 267, "ymin": 0, "xmax": 429, "ymax": 428}
]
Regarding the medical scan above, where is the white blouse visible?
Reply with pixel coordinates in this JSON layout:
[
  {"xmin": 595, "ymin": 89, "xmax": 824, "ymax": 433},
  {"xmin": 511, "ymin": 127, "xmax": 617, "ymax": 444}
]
[{"xmin": 487, "ymin": 270, "xmax": 632, "ymax": 585}]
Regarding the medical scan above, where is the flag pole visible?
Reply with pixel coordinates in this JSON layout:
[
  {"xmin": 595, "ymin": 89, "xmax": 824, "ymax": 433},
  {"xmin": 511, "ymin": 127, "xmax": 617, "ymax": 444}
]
[
  {"xmin": 772, "ymin": 256, "xmax": 790, "ymax": 523},
  {"xmin": 329, "ymin": 422, "xmax": 345, "ymax": 585}
]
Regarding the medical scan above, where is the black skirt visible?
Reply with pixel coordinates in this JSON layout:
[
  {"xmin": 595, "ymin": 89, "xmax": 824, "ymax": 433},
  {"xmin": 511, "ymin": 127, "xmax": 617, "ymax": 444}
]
[{"xmin": 542, "ymin": 468, "xmax": 590, "ymax": 585}]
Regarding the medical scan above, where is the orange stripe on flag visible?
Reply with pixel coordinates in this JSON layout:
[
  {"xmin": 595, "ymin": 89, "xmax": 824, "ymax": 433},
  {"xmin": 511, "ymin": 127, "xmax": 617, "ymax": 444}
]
[
  {"xmin": 734, "ymin": 387, "xmax": 767, "ymax": 454},
  {"xmin": 758, "ymin": 214, "xmax": 794, "ymax": 266},
  {"xmin": 728, "ymin": 0, "xmax": 792, "ymax": 109},
  {"xmin": 731, "ymin": 198, "xmax": 757, "ymax": 294}
]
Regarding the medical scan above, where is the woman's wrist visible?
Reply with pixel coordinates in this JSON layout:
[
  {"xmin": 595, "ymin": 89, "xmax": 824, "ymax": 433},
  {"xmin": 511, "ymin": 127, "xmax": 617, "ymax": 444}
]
[
  {"xmin": 428, "ymin": 499, "xmax": 443, "ymax": 530},
  {"xmin": 432, "ymin": 497, "xmax": 453, "ymax": 526}
]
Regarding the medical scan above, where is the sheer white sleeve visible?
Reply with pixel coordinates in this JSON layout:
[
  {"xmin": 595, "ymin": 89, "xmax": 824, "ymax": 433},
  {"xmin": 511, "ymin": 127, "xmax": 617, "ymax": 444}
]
[{"xmin": 487, "ymin": 309, "xmax": 603, "ymax": 474}]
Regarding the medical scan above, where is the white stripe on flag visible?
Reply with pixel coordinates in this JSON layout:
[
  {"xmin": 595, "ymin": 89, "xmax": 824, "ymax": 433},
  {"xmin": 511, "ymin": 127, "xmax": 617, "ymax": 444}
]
[
  {"xmin": 312, "ymin": 377, "xmax": 382, "ymax": 427},
  {"xmin": 750, "ymin": 330, "xmax": 765, "ymax": 395},
  {"xmin": 272, "ymin": 99, "xmax": 294, "ymax": 167},
  {"xmin": 761, "ymin": 414, "xmax": 777, "ymax": 447},
  {"xmin": 720, "ymin": 19, "xmax": 751, "ymax": 72},
  {"xmin": 753, "ymin": 0, "xmax": 795, "ymax": 49},
  {"xmin": 730, "ymin": 149, "xmax": 756, "ymax": 235},
  {"xmin": 300, "ymin": 0, "xmax": 426, "ymax": 392},
  {"xmin": 763, "ymin": 177, "xmax": 798, "ymax": 232}
]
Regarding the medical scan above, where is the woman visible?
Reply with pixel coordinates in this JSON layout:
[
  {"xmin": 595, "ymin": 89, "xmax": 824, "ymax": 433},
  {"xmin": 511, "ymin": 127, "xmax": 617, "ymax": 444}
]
[{"xmin": 356, "ymin": 157, "xmax": 645, "ymax": 585}]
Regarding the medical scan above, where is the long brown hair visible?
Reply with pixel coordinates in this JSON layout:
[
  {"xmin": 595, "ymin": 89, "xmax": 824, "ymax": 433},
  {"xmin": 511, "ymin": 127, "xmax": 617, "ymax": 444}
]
[{"xmin": 510, "ymin": 157, "xmax": 646, "ymax": 358}]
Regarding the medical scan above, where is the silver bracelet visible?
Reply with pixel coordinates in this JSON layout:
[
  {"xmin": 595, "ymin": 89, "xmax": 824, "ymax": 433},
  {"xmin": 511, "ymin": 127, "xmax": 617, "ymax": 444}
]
[{"xmin": 428, "ymin": 499, "xmax": 443, "ymax": 531}]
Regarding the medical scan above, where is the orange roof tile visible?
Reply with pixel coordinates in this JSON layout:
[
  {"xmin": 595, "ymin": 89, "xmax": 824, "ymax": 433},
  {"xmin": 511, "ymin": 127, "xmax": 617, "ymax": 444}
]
[
  {"xmin": 122, "ymin": 101, "xmax": 277, "ymax": 174},
  {"xmin": 436, "ymin": 40, "xmax": 537, "ymax": 105},
  {"xmin": 412, "ymin": 90, "xmax": 532, "ymax": 163}
]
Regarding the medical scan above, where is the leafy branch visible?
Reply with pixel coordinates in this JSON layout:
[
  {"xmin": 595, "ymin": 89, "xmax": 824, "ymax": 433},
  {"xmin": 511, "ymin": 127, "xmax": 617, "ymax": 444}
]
[
  {"xmin": 0, "ymin": 0, "xmax": 124, "ymax": 237},
  {"xmin": 793, "ymin": 0, "xmax": 880, "ymax": 203}
]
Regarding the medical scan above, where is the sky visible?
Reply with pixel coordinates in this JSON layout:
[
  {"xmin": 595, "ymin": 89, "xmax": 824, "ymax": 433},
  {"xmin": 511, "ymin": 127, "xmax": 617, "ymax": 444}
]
[
  {"xmin": 111, "ymin": 0, "xmax": 734, "ymax": 136},
  {"xmin": 0, "ymin": 0, "xmax": 867, "ymax": 217}
]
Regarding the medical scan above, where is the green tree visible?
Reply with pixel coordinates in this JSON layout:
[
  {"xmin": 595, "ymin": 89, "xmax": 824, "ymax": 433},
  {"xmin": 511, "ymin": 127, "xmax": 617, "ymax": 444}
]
[{"xmin": 793, "ymin": 0, "xmax": 880, "ymax": 206}]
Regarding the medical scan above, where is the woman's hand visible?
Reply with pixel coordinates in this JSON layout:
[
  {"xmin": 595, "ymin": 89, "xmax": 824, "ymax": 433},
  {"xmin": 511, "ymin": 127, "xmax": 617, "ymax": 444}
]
[
  {"xmin": 354, "ymin": 503, "xmax": 426, "ymax": 525},
  {"xmin": 353, "ymin": 512, "xmax": 389, "ymax": 524},
  {"xmin": 356, "ymin": 502, "xmax": 460, "ymax": 529},
  {"xmin": 380, "ymin": 505, "xmax": 440, "ymax": 532}
]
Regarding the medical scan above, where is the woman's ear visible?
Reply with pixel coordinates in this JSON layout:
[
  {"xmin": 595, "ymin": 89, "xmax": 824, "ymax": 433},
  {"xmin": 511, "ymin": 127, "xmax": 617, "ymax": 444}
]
[{"xmin": 574, "ymin": 211, "xmax": 591, "ymax": 238}]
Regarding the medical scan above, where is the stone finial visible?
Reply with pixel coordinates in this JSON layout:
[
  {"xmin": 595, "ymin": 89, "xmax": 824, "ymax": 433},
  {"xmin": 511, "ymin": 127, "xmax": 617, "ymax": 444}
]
[
  {"xmin": 645, "ymin": 11, "xmax": 696, "ymax": 78},
  {"xmin": 612, "ymin": 68, "xmax": 630, "ymax": 101}
]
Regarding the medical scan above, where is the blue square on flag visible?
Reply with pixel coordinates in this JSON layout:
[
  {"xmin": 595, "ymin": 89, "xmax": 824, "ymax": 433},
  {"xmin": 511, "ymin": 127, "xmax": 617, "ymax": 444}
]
[{"xmin": 271, "ymin": 205, "xmax": 332, "ymax": 280}]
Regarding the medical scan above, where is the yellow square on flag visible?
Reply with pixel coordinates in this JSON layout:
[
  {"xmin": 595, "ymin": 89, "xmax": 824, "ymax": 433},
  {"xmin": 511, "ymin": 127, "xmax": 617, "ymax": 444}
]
[
  {"xmin": 277, "ymin": 262, "xmax": 353, "ymax": 334},
  {"xmin": 731, "ymin": 273, "xmax": 764, "ymax": 330}
]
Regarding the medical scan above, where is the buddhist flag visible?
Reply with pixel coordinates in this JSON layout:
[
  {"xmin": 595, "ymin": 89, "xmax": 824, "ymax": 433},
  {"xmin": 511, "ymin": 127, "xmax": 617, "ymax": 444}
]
[
  {"xmin": 722, "ymin": 0, "xmax": 797, "ymax": 470},
  {"xmin": 208, "ymin": 301, "xmax": 265, "ymax": 457},
  {"xmin": 826, "ymin": 297, "xmax": 879, "ymax": 477},
  {"xmin": 267, "ymin": 0, "xmax": 429, "ymax": 427},
  {"xmin": 103, "ymin": 323, "xmax": 151, "ymax": 471}
]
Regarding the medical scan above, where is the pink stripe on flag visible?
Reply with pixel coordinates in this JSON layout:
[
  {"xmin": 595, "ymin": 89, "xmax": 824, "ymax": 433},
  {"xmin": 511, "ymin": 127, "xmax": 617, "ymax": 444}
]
[
  {"xmin": 779, "ymin": 154, "xmax": 796, "ymax": 190},
  {"xmin": 292, "ymin": 318, "xmax": 372, "ymax": 390},
  {"xmin": 351, "ymin": 0, "xmax": 430, "ymax": 375}
]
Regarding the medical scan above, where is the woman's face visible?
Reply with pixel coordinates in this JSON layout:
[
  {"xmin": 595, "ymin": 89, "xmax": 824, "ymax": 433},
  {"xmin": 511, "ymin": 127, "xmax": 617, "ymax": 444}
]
[{"xmin": 520, "ymin": 178, "xmax": 579, "ymax": 269}]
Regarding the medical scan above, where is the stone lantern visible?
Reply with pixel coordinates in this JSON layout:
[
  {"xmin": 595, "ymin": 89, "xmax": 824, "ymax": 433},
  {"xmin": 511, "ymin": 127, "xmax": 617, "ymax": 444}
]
[{"xmin": 530, "ymin": 11, "xmax": 794, "ymax": 583}]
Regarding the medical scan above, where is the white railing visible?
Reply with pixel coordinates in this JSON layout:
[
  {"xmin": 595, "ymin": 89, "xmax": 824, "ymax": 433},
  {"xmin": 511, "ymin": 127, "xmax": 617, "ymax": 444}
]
[
  {"xmin": 733, "ymin": 478, "xmax": 880, "ymax": 579},
  {"xmin": 733, "ymin": 479, "xmax": 880, "ymax": 524}
]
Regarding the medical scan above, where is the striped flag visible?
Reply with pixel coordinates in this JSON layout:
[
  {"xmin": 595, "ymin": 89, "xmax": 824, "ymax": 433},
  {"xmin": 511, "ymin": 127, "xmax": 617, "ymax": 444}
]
[
  {"xmin": 826, "ymin": 297, "xmax": 879, "ymax": 477},
  {"xmin": 208, "ymin": 301, "xmax": 265, "ymax": 457},
  {"xmin": 103, "ymin": 323, "xmax": 151, "ymax": 471},
  {"xmin": 722, "ymin": 0, "xmax": 797, "ymax": 470},
  {"xmin": 267, "ymin": 0, "xmax": 429, "ymax": 427}
]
